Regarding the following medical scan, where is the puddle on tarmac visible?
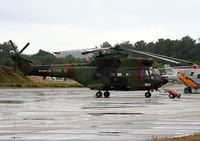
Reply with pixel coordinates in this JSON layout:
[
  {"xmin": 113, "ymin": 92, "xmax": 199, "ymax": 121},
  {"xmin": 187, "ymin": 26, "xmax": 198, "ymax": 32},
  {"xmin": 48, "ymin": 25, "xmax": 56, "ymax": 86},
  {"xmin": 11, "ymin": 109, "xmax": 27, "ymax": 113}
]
[
  {"xmin": 0, "ymin": 100, "xmax": 24, "ymax": 104},
  {"xmin": 82, "ymin": 106, "xmax": 134, "ymax": 109},
  {"xmin": 98, "ymin": 131, "xmax": 123, "ymax": 136},
  {"xmin": 99, "ymin": 131, "xmax": 121, "ymax": 134},
  {"xmin": 88, "ymin": 113, "xmax": 143, "ymax": 116}
]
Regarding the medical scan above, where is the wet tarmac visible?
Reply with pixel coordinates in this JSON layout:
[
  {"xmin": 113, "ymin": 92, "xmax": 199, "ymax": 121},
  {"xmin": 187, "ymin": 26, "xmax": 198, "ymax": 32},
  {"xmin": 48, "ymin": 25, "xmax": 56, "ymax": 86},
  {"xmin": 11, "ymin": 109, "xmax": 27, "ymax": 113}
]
[{"xmin": 0, "ymin": 85, "xmax": 200, "ymax": 141}]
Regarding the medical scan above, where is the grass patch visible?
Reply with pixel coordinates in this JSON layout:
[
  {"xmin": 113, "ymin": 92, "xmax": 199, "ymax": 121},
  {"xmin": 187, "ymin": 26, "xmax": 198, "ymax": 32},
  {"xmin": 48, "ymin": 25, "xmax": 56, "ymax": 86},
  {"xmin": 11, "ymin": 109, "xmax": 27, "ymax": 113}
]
[
  {"xmin": 0, "ymin": 82, "xmax": 83, "ymax": 88},
  {"xmin": 0, "ymin": 65, "xmax": 32, "ymax": 83},
  {"xmin": 147, "ymin": 133, "xmax": 200, "ymax": 141}
]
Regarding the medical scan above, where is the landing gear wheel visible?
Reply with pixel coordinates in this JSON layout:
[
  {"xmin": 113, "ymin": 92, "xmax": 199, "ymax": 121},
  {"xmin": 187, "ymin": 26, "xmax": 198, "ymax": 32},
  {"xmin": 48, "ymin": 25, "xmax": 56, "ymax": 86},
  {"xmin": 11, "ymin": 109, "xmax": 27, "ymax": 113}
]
[
  {"xmin": 169, "ymin": 94, "xmax": 175, "ymax": 99},
  {"xmin": 104, "ymin": 91, "xmax": 110, "ymax": 98},
  {"xmin": 145, "ymin": 92, "xmax": 151, "ymax": 98},
  {"xmin": 96, "ymin": 91, "xmax": 102, "ymax": 98},
  {"xmin": 184, "ymin": 87, "xmax": 189, "ymax": 94},
  {"xmin": 188, "ymin": 87, "xmax": 192, "ymax": 93}
]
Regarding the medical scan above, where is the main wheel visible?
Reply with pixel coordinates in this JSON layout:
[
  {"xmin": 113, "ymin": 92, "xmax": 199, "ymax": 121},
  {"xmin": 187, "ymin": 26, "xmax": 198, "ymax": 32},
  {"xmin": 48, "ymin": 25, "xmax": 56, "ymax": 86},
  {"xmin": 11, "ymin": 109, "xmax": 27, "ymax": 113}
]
[
  {"xmin": 145, "ymin": 92, "xmax": 151, "ymax": 98},
  {"xmin": 188, "ymin": 87, "xmax": 192, "ymax": 93},
  {"xmin": 104, "ymin": 91, "xmax": 110, "ymax": 98},
  {"xmin": 184, "ymin": 87, "xmax": 188, "ymax": 94},
  {"xmin": 96, "ymin": 91, "xmax": 102, "ymax": 98},
  {"xmin": 169, "ymin": 94, "xmax": 175, "ymax": 99}
]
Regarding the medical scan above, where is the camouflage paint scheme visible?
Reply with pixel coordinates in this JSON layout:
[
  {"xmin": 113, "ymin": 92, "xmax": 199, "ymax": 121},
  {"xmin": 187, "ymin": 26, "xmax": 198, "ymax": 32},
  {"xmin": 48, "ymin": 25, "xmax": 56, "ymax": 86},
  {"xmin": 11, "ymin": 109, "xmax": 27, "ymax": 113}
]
[{"xmin": 12, "ymin": 53, "xmax": 166, "ymax": 91}]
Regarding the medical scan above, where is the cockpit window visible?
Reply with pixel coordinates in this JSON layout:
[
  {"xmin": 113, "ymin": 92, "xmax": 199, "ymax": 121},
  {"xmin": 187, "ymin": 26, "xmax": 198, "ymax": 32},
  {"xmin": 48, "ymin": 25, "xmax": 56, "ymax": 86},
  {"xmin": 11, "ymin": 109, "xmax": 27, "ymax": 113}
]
[
  {"xmin": 141, "ymin": 69, "xmax": 159, "ymax": 78},
  {"xmin": 145, "ymin": 70, "xmax": 149, "ymax": 77},
  {"xmin": 153, "ymin": 69, "xmax": 160, "ymax": 75}
]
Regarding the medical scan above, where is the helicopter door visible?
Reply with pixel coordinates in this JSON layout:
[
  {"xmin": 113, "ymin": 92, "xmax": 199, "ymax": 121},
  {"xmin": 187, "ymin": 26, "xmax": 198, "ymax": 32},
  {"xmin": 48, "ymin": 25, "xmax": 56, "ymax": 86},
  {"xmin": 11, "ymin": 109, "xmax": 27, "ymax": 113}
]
[
  {"xmin": 130, "ymin": 69, "xmax": 145, "ymax": 89},
  {"xmin": 110, "ymin": 71, "xmax": 126, "ymax": 90}
]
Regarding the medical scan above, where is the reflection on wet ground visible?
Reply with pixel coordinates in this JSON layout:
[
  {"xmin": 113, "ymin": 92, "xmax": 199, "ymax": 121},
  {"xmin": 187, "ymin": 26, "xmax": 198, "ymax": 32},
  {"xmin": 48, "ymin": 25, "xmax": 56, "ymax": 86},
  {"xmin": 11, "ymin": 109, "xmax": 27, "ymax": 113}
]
[
  {"xmin": 0, "ymin": 86, "xmax": 200, "ymax": 141},
  {"xmin": 0, "ymin": 100, "xmax": 24, "ymax": 104}
]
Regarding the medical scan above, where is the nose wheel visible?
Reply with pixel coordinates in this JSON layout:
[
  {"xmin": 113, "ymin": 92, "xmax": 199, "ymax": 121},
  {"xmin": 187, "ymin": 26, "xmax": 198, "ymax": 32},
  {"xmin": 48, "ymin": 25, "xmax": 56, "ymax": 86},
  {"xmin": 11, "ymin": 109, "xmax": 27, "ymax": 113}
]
[
  {"xmin": 96, "ymin": 90, "xmax": 110, "ymax": 98},
  {"xmin": 145, "ymin": 91, "xmax": 151, "ymax": 98},
  {"xmin": 104, "ymin": 91, "xmax": 110, "ymax": 98}
]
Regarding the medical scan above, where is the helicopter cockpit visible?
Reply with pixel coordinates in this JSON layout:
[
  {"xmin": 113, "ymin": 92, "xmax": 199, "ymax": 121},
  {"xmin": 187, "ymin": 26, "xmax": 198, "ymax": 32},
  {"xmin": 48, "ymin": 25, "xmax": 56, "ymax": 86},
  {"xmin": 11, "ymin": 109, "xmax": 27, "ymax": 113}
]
[{"xmin": 141, "ymin": 67, "xmax": 160, "ymax": 79}]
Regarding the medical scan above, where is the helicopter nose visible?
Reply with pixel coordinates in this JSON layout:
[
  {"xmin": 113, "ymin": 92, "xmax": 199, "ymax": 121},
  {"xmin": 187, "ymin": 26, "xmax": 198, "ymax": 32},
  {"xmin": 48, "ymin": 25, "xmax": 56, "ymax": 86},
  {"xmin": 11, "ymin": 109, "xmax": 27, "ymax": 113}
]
[{"xmin": 162, "ymin": 76, "xmax": 168, "ymax": 85}]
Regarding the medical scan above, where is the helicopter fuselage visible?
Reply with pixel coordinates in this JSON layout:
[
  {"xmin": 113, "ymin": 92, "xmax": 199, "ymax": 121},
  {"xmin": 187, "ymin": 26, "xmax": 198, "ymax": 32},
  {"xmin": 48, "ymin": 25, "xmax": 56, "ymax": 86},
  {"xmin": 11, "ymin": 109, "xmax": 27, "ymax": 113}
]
[{"xmin": 13, "ymin": 53, "xmax": 167, "ymax": 92}]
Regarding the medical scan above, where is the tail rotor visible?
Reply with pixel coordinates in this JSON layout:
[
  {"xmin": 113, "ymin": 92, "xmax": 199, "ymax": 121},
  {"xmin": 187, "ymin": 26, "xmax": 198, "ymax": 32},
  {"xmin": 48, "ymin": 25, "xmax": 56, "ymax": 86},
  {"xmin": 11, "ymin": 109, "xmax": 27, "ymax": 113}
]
[{"xmin": 9, "ymin": 40, "xmax": 30, "ymax": 72}]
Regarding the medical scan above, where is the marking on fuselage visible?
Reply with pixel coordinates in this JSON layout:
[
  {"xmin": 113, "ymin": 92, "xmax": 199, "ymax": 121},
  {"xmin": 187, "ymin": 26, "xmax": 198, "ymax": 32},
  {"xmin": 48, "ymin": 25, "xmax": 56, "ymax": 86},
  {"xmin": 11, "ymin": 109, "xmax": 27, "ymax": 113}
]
[
  {"xmin": 38, "ymin": 69, "xmax": 62, "ymax": 73},
  {"xmin": 145, "ymin": 83, "xmax": 151, "ymax": 86}
]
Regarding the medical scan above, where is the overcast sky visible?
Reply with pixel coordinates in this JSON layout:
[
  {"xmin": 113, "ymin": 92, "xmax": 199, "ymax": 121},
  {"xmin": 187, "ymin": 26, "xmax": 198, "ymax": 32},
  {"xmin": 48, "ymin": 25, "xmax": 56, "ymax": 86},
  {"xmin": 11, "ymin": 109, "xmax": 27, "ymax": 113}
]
[{"xmin": 0, "ymin": 0, "xmax": 200, "ymax": 54}]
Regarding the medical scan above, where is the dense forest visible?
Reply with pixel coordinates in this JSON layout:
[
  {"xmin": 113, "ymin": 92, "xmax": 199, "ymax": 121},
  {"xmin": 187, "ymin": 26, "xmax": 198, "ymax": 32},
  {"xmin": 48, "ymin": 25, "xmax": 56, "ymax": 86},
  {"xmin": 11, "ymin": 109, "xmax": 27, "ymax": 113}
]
[
  {"xmin": 133, "ymin": 36, "xmax": 200, "ymax": 65},
  {"xmin": 0, "ymin": 36, "xmax": 199, "ymax": 69}
]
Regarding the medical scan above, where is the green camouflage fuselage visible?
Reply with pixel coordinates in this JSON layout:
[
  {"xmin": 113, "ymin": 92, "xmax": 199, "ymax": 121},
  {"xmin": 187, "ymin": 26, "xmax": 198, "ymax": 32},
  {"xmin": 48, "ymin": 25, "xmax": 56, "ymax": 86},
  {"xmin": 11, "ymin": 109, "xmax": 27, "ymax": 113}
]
[{"xmin": 12, "ymin": 53, "xmax": 166, "ymax": 91}]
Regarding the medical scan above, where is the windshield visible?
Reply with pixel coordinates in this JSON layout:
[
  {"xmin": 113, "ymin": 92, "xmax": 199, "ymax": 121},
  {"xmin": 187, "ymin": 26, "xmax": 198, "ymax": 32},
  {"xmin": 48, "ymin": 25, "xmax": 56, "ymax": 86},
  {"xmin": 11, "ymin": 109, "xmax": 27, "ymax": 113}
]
[{"xmin": 141, "ymin": 68, "xmax": 160, "ymax": 79}]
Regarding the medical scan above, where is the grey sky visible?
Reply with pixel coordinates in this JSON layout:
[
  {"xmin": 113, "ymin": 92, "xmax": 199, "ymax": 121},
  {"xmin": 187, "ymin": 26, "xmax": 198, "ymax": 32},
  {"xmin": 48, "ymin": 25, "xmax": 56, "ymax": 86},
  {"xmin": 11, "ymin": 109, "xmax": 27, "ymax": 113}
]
[{"xmin": 0, "ymin": 0, "xmax": 199, "ymax": 54}]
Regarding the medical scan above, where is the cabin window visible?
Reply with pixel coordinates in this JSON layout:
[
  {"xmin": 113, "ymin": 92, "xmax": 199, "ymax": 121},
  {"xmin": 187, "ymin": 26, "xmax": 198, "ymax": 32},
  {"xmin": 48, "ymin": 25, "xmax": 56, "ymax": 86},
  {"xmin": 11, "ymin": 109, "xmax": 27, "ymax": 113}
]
[
  {"xmin": 117, "ymin": 73, "xmax": 122, "ymax": 77},
  {"xmin": 96, "ymin": 71, "xmax": 102, "ymax": 77},
  {"xmin": 111, "ymin": 73, "xmax": 116, "ymax": 77},
  {"xmin": 125, "ymin": 72, "xmax": 131, "ymax": 77},
  {"xmin": 191, "ymin": 72, "xmax": 194, "ymax": 76},
  {"xmin": 197, "ymin": 74, "xmax": 200, "ymax": 79}
]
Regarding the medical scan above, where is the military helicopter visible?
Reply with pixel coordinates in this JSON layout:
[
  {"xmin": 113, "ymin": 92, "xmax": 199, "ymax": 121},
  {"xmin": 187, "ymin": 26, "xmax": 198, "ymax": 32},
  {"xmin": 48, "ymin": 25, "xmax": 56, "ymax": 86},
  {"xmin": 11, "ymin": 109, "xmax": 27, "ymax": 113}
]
[{"xmin": 8, "ymin": 40, "xmax": 177, "ymax": 98}]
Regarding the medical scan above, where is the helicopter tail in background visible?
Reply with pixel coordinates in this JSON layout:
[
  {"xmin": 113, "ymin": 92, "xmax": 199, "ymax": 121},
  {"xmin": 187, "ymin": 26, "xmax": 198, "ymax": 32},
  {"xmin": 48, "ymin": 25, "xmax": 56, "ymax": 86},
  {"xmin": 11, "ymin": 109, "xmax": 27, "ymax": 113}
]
[
  {"xmin": 9, "ymin": 40, "xmax": 35, "ymax": 75},
  {"xmin": 162, "ymin": 64, "xmax": 179, "ymax": 83},
  {"xmin": 11, "ymin": 55, "xmax": 34, "ymax": 75}
]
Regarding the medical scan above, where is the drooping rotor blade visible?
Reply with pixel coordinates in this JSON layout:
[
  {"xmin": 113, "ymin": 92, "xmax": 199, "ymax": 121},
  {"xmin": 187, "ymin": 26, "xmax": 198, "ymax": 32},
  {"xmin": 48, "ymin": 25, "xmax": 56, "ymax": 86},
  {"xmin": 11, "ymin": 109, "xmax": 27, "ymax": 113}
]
[
  {"xmin": 9, "ymin": 40, "xmax": 18, "ymax": 72},
  {"xmin": 8, "ymin": 40, "xmax": 31, "ymax": 73},
  {"xmin": 141, "ymin": 50, "xmax": 193, "ymax": 65},
  {"xmin": 81, "ymin": 47, "xmax": 112, "ymax": 55},
  {"xmin": 122, "ymin": 48, "xmax": 183, "ymax": 65},
  {"xmin": 18, "ymin": 42, "xmax": 30, "ymax": 55},
  {"xmin": 9, "ymin": 40, "xmax": 17, "ymax": 54}
]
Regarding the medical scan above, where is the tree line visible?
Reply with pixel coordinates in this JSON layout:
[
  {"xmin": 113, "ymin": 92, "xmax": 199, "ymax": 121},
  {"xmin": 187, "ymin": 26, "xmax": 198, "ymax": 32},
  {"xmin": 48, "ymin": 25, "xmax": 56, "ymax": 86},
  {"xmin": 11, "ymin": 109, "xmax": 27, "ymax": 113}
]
[
  {"xmin": 0, "ymin": 36, "xmax": 199, "ymax": 68},
  {"xmin": 102, "ymin": 36, "xmax": 200, "ymax": 65},
  {"xmin": 0, "ymin": 43, "xmax": 87, "ymax": 67}
]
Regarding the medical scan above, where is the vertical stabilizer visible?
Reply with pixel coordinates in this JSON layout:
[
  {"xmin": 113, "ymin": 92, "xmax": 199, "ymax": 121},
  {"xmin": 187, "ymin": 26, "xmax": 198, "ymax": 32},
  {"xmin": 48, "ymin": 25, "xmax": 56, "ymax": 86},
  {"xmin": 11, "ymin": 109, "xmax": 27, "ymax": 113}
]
[{"xmin": 11, "ymin": 56, "xmax": 34, "ymax": 75}]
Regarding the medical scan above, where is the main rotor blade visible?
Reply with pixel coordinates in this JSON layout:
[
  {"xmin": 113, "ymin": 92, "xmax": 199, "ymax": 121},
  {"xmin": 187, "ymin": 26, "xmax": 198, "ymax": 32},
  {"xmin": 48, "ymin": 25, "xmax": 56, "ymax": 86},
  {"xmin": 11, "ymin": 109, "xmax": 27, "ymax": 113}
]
[
  {"xmin": 141, "ymin": 50, "xmax": 193, "ymax": 65},
  {"xmin": 9, "ymin": 40, "xmax": 17, "ymax": 54},
  {"xmin": 122, "ymin": 48, "xmax": 182, "ymax": 64},
  {"xmin": 81, "ymin": 47, "xmax": 112, "ymax": 55},
  {"xmin": 18, "ymin": 42, "xmax": 30, "ymax": 55}
]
